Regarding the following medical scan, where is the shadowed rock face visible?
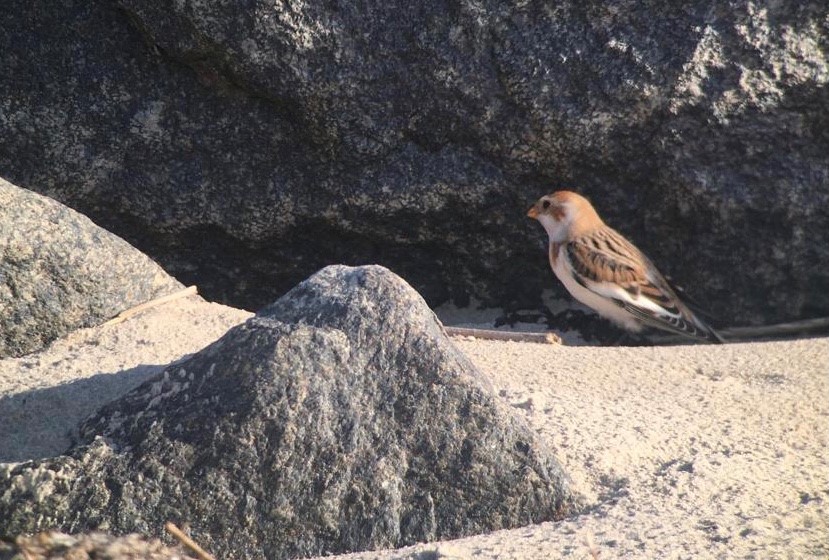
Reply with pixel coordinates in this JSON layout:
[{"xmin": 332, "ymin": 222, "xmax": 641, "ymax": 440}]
[
  {"xmin": 0, "ymin": 266, "xmax": 574, "ymax": 560},
  {"xmin": 1, "ymin": 1, "xmax": 827, "ymax": 326},
  {"xmin": 0, "ymin": 179, "xmax": 183, "ymax": 358}
]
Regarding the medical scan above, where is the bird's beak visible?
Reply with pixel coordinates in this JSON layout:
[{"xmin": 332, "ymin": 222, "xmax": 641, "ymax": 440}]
[{"xmin": 527, "ymin": 206, "xmax": 539, "ymax": 219}]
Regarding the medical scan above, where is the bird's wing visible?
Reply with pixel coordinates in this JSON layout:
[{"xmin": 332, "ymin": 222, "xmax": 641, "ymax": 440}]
[{"xmin": 566, "ymin": 227, "xmax": 723, "ymax": 342}]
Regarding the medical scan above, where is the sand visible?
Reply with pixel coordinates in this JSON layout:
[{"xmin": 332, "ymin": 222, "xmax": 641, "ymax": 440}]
[
  {"xmin": 0, "ymin": 297, "xmax": 252, "ymax": 463},
  {"xmin": 1, "ymin": 295, "xmax": 826, "ymax": 559}
]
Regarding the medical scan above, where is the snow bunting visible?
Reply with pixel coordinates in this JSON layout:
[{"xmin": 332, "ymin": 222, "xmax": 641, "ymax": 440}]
[{"xmin": 527, "ymin": 191, "xmax": 724, "ymax": 343}]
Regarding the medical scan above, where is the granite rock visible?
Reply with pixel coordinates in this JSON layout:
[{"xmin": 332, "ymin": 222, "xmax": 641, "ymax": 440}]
[
  {"xmin": 0, "ymin": 178, "xmax": 183, "ymax": 358},
  {"xmin": 0, "ymin": 531, "xmax": 196, "ymax": 560},
  {"xmin": 0, "ymin": 266, "xmax": 574, "ymax": 559},
  {"xmin": 1, "ymin": 1, "xmax": 827, "ymax": 327}
]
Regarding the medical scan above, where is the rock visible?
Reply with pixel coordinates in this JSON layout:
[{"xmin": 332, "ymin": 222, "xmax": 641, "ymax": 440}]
[
  {"xmin": 1, "ymin": 1, "xmax": 826, "ymax": 327},
  {"xmin": 0, "ymin": 178, "xmax": 183, "ymax": 358},
  {"xmin": 0, "ymin": 531, "xmax": 196, "ymax": 560},
  {"xmin": 0, "ymin": 266, "xmax": 574, "ymax": 560}
]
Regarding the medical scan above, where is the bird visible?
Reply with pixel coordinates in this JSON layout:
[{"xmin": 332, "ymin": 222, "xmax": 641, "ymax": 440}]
[{"xmin": 527, "ymin": 191, "xmax": 724, "ymax": 343}]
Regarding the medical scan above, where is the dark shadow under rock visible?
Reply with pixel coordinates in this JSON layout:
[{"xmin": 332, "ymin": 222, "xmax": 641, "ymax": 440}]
[
  {"xmin": 3, "ymin": 0, "xmax": 828, "ymax": 327},
  {"xmin": 0, "ymin": 265, "xmax": 574, "ymax": 560}
]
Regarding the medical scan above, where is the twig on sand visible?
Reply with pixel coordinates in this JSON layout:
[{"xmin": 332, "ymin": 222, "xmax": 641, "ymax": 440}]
[
  {"xmin": 445, "ymin": 326, "xmax": 562, "ymax": 344},
  {"xmin": 584, "ymin": 533, "xmax": 599, "ymax": 560},
  {"xmin": 719, "ymin": 316, "xmax": 829, "ymax": 339},
  {"xmin": 103, "ymin": 286, "xmax": 198, "ymax": 326},
  {"xmin": 583, "ymin": 531, "xmax": 601, "ymax": 559},
  {"xmin": 650, "ymin": 316, "xmax": 829, "ymax": 345},
  {"xmin": 447, "ymin": 316, "xmax": 829, "ymax": 346},
  {"xmin": 165, "ymin": 522, "xmax": 216, "ymax": 560}
]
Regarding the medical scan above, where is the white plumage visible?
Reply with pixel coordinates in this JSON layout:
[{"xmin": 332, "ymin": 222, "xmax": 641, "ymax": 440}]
[{"xmin": 528, "ymin": 191, "xmax": 723, "ymax": 343}]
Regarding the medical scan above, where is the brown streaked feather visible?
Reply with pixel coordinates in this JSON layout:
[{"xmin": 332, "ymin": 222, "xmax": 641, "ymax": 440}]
[
  {"xmin": 567, "ymin": 226, "xmax": 688, "ymax": 315},
  {"xmin": 531, "ymin": 190, "xmax": 723, "ymax": 342},
  {"xmin": 567, "ymin": 226, "xmax": 650, "ymax": 287}
]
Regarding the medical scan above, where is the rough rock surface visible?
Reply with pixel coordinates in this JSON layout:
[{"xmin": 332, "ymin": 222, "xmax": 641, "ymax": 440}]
[
  {"xmin": 0, "ymin": 178, "xmax": 183, "ymax": 358},
  {"xmin": 0, "ymin": 266, "xmax": 574, "ymax": 560},
  {"xmin": 0, "ymin": 532, "xmax": 196, "ymax": 560},
  {"xmin": 1, "ymin": 1, "xmax": 827, "ymax": 326}
]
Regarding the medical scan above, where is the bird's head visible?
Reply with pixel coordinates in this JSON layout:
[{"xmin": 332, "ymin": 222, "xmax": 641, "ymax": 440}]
[{"xmin": 527, "ymin": 191, "xmax": 604, "ymax": 242}]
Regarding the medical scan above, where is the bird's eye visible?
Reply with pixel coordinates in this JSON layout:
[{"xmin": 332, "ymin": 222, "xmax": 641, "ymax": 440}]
[{"xmin": 542, "ymin": 200, "xmax": 551, "ymax": 210}]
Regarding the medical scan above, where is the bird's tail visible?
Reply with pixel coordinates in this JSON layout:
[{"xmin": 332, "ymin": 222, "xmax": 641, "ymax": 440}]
[{"xmin": 703, "ymin": 324, "xmax": 726, "ymax": 344}]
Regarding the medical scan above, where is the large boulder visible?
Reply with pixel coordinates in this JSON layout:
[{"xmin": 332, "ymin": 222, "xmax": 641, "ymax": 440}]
[
  {"xmin": 0, "ymin": 266, "xmax": 574, "ymax": 560},
  {"xmin": 0, "ymin": 179, "xmax": 183, "ymax": 358},
  {"xmin": 1, "ymin": 1, "xmax": 826, "ymax": 326}
]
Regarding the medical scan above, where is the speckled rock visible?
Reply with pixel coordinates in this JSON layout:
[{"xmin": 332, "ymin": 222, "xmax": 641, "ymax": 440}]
[
  {"xmin": 0, "ymin": 531, "xmax": 196, "ymax": 560},
  {"xmin": 0, "ymin": 266, "xmax": 574, "ymax": 560},
  {"xmin": 1, "ymin": 1, "xmax": 827, "ymax": 327},
  {"xmin": 0, "ymin": 179, "xmax": 183, "ymax": 358}
]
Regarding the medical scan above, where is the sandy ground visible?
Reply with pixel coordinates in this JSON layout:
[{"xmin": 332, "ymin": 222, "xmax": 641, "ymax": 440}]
[
  {"xmin": 1, "ymin": 295, "xmax": 827, "ymax": 559},
  {"xmin": 0, "ymin": 297, "xmax": 252, "ymax": 463}
]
